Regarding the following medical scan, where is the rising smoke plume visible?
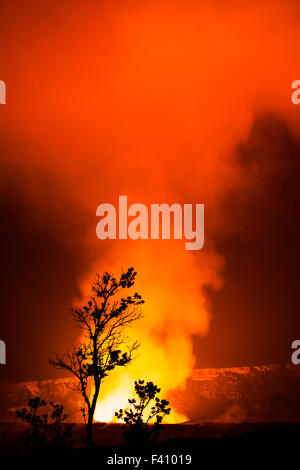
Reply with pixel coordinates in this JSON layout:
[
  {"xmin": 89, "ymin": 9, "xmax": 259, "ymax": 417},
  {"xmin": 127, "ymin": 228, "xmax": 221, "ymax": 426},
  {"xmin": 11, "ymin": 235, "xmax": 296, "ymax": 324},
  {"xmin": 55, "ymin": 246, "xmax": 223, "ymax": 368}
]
[{"xmin": 0, "ymin": 0, "xmax": 300, "ymax": 418}]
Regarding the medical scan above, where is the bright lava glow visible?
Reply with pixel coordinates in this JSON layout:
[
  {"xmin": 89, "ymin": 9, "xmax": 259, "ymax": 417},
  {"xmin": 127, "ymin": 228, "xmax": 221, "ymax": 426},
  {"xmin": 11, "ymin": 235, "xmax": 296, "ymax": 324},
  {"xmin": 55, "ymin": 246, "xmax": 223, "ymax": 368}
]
[{"xmin": 93, "ymin": 372, "xmax": 187, "ymax": 424}]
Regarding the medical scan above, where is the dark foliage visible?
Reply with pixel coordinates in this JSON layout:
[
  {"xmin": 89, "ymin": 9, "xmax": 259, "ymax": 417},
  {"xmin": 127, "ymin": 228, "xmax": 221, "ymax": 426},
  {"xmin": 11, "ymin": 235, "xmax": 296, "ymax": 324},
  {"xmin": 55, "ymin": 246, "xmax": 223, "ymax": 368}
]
[
  {"xmin": 115, "ymin": 380, "xmax": 171, "ymax": 445},
  {"xmin": 16, "ymin": 397, "xmax": 72, "ymax": 449}
]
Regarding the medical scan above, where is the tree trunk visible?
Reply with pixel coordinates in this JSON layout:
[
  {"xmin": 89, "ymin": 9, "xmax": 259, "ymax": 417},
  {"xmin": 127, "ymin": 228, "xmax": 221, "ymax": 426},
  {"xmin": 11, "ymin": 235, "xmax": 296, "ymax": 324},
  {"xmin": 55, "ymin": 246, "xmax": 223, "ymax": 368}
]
[
  {"xmin": 86, "ymin": 385, "xmax": 100, "ymax": 447},
  {"xmin": 86, "ymin": 411, "xmax": 94, "ymax": 447}
]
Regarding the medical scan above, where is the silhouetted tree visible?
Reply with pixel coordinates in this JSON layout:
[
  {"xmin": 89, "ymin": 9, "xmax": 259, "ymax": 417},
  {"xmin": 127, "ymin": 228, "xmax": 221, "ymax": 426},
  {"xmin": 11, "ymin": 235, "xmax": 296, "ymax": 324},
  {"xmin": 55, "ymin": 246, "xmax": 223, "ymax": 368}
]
[
  {"xmin": 49, "ymin": 267, "xmax": 144, "ymax": 446},
  {"xmin": 16, "ymin": 397, "xmax": 72, "ymax": 449},
  {"xmin": 115, "ymin": 380, "xmax": 171, "ymax": 445}
]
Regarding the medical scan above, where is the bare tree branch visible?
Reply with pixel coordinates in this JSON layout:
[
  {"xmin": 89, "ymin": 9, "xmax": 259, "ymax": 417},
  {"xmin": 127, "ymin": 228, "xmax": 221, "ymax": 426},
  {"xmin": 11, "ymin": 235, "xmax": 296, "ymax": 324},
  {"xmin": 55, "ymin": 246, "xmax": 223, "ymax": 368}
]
[{"xmin": 49, "ymin": 267, "xmax": 144, "ymax": 446}]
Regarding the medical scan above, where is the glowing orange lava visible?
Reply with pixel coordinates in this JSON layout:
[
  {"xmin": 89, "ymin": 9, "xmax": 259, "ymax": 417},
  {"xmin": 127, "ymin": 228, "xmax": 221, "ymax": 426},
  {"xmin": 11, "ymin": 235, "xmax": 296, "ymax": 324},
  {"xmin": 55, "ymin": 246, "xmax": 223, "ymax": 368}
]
[{"xmin": 94, "ymin": 371, "xmax": 187, "ymax": 424}]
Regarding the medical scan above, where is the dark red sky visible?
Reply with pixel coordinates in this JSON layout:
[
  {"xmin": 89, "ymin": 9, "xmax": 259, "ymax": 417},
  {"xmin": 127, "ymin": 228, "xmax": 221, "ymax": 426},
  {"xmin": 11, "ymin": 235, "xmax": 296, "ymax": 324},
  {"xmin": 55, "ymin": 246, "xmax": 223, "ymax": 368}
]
[{"xmin": 0, "ymin": 0, "xmax": 300, "ymax": 382}]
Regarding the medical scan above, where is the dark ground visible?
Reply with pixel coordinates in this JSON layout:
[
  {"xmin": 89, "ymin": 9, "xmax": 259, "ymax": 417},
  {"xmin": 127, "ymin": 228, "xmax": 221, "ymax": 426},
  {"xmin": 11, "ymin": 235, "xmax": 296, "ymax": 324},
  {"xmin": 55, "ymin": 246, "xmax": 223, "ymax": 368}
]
[{"xmin": 0, "ymin": 422, "xmax": 298, "ymax": 467}]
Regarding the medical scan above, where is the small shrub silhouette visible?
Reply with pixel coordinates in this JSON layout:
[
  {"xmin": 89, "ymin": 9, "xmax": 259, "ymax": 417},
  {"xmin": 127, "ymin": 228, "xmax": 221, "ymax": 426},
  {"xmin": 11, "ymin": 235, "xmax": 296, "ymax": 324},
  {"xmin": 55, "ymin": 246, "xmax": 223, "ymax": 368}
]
[
  {"xmin": 115, "ymin": 380, "xmax": 171, "ymax": 446},
  {"xmin": 16, "ymin": 397, "xmax": 72, "ymax": 449}
]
